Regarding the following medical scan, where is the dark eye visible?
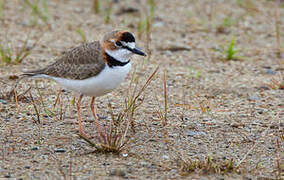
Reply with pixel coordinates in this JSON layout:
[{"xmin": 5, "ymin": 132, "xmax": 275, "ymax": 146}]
[{"xmin": 115, "ymin": 41, "xmax": 122, "ymax": 47}]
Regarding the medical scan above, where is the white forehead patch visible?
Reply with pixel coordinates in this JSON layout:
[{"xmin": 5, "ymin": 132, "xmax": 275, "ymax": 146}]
[
  {"xmin": 121, "ymin": 41, "xmax": 135, "ymax": 49},
  {"xmin": 126, "ymin": 42, "xmax": 135, "ymax": 49}
]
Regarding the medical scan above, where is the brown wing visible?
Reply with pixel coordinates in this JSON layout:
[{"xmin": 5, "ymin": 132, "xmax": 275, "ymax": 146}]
[{"xmin": 25, "ymin": 41, "xmax": 106, "ymax": 80}]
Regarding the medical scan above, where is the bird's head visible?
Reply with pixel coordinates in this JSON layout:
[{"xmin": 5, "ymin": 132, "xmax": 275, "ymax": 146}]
[{"xmin": 101, "ymin": 30, "xmax": 146, "ymax": 62}]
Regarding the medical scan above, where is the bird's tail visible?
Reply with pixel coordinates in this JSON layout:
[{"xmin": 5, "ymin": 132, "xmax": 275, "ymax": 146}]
[{"xmin": 21, "ymin": 68, "xmax": 44, "ymax": 77}]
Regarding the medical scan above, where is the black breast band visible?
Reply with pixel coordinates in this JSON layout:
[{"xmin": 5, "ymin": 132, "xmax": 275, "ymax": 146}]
[{"xmin": 105, "ymin": 52, "xmax": 130, "ymax": 68}]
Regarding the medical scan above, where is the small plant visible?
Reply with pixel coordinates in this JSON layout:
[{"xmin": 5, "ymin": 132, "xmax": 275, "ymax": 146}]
[
  {"xmin": 23, "ymin": 0, "xmax": 49, "ymax": 25},
  {"xmin": 0, "ymin": 38, "xmax": 32, "ymax": 65},
  {"xmin": 198, "ymin": 99, "xmax": 212, "ymax": 114},
  {"xmin": 222, "ymin": 16, "xmax": 235, "ymax": 27},
  {"xmin": 0, "ymin": 0, "xmax": 5, "ymax": 19},
  {"xmin": 74, "ymin": 28, "xmax": 87, "ymax": 43},
  {"xmin": 79, "ymin": 67, "xmax": 159, "ymax": 153},
  {"xmin": 148, "ymin": 0, "xmax": 155, "ymax": 22},
  {"xmin": 162, "ymin": 70, "xmax": 167, "ymax": 126},
  {"xmin": 137, "ymin": 0, "xmax": 155, "ymax": 58},
  {"xmin": 93, "ymin": 0, "xmax": 100, "ymax": 14},
  {"xmin": 0, "ymin": 45, "xmax": 12, "ymax": 64},
  {"xmin": 137, "ymin": 17, "xmax": 144, "ymax": 39},
  {"xmin": 217, "ymin": 37, "xmax": 241, "ymax": 61},
  {"xmin": 236, "ymin": 0, "xmax": 257, "ymax": 13},
  {"xmin": 267, "ymin": 73, "xmax": 284, "ymax": 90},
  {"xmin": 104, "ymin": 0, "xmax": 112, "ymax": 24},
  {"xmin": 35, "ymin": 81, "xmax": 55, "ymax": 117},
  {"xmin": 178, "ymin": 156, "xmax": 238, "ymax": 176},
  {"xmin": 275, "ymin": 138, "xmax": 283, "ymax": 180},
  {"xmin": 224, "ymin": 37, "xmax": 237, "ymax": 60},
  {"xmin": 187, "ymin": 67, "xmax": 201, "ymax": 79},
  {"xmin": 274, "ymin": 0, "xmax": 282, "ymax": 57}
]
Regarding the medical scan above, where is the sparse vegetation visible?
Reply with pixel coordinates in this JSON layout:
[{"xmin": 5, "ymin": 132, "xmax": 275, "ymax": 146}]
[
  {"xmin": 93, "ymin": 0, "xmax": 100, "ymax": 14},
  {"xmin": 162, "ymin": 69, "xmax": 167, "ymax": 126},
  {"xmin": 23, "ymin": 0, "xmax": 49, "ymax": 25},
  {"xmin": 137, "ymin": 0, "xmax": 155, "ymax": 58},
  {"xmin": 267, "ymin": 73, "xmax": 284, "ymax": 90},
  {"xmin": 274, "ymin": 0, "xmax": 282, "ymax": 57},
  {"xmin": 74, "ymin": 28, "xmax": 87, "ymax": 43},
  {"xmin": 0, "ymin": 0, "xmax": 4, "ymax": 19},
  {"xmin": 104, "ymin": 0, "xmax": 113, "ymax": 24},
  {"xmin": 79, "ymin": 67, "xmax": 159, "ymax": 153},
  {"xmin": 218, "ymin": 37, "xmax": 241, "ymax": 61},
  {"xmin": 178, "ymin": 156, "xmax": 238, "ymax": 176},
  {"xmin": 0, "ymin": 38, "xmax": 32, "ymax": 65}
]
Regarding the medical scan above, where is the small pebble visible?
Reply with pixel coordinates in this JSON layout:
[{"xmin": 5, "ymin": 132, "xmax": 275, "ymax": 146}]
[
  {"xmin": 257, "ymin": 109, "xmax": 264, "ymax": 114},
  {"xmin": 54, "ymin": 148, "xmax": 66, "ymax": 153},
  {"xmin": 185, "ymin": 130, "xmax": 206, "ymax": 137},
  {"xmin": 0, "ymin": 99, "xmax": 7, "ymax": 104},
  {"xmin": 266, "ymin": 69, "xmax": 275, "ymax": 75},
  {"xmin": 162, "ymin": 155, "xmax": 169, "ymax": 159},
  {"xmin": 31, "ymin": 146, "xmax": 39, "ymax": 151},
  {"xmin": 257, "ymin": 86, "xmax": 269, "ymax": 90},
  {"xmin": 122, "ymin": 153, "xmax": 128, "ymax": 158},
  {"xmin": 4, "ymin": 174, "xmax": 11, "ymax": 178},
  {"xmin": 247, "ymin": 94, "xmax": 259, "ymax": 101},
  {"xmin": 140, "ymin": 161, "xmax": 148, "ymax": 167},
  {"xmin": 110, "ymin": 169, "xmax": 126, "ymax": 177}
]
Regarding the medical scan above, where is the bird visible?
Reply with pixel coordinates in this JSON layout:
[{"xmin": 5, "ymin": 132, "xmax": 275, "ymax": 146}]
[{"xmin": 22, "ymin": 30, "xmax": 146, "ymax": 137}]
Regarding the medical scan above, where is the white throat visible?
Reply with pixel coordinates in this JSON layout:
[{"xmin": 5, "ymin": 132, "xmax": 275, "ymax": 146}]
[{"xmin": 105, "ymin": 42, "xmax": 136, "ymax": 63}]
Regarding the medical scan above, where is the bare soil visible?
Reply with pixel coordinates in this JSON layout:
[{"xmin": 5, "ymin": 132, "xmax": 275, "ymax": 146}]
[{"xmin": 0, "ymin": 0, "xmax": 283, "ymax": 179}]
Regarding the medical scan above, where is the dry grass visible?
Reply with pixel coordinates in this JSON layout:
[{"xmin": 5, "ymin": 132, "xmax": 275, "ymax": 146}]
[
  {"xmin": 177, "ymin": 156, "xmax": 238, "ymax": 176},
  {"xmin": 267, "ymin": 72, "xmax": 284, "ymax": 90},
  {"xmin": 78, "ymin": 67, "xmax": 159, "ymax": 153}
]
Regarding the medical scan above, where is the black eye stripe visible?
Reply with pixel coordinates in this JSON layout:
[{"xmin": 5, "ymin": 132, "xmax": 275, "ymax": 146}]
[
  {"xmin": 115, "ymin": 41, "xmax": 133, "ymax": 51},
  {"xmin": 122, "ymin": 45, "xmax": 132, "ymax": 51},
  {"xmin": 115, "ymin": 41, "xmax": 122, "ymax": 46}
]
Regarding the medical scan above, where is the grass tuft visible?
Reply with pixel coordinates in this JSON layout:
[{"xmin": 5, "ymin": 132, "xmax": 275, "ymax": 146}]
[
  {"xmin": 0, "ymin": 0, "xmax": 4, "ymax": 19},
  {"xmin": 79, "ymin": 67, "xmax": 159, "ymax": 153},
  {"xmin": 217, "ymin": 36, "xmax": 242, "ymax": 61},
  {"xmin": 74, "ymin": 28, "xmax": 87, "ymax": 43},
  {"xmin": 178, "ymin": 156, "xmax": 238, "ymax": 176},
  {"xmin": 23, "ymin": 0, "xmax": 49, "ymax": 25},
  {"xmin": 274, "ymin": 0, "xmax": 282, "ymax": 57},
  {"xmin": 104, "ymin": 0, "xmax": 112, "ymax": 24},
  {"xmin": 93, "ymin": 0, "xmax": 100, "ymax": 14},
  {"xmin": 0, "ymin": 38, "xmax": 33, "ymax": 65},
  {"xmin": 267, "ymin": 73, "xmax": 284, "ymax": 90},
  {"xmin": 137, "ymin": 0, "xmax": 155, "ymax": 59},
  {"xmin": 162, "ymin": 69, "xmax": 167, "ymax": 126},
  {"xmin": 225, "ymin": 37, "xmax": 237, "ymax": 60}
]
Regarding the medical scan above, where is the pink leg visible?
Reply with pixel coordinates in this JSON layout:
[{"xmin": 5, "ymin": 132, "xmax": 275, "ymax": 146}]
[
  {"xmin": 90, "ymin": 97, "xmax": 105, "ymax": 141},
  {"xmin": 76, "ymin": 94, "xmax": 89, "ymax": 137}
]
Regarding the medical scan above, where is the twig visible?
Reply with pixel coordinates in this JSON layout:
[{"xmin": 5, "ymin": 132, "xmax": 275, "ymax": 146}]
[
  {"xmin": 235, "ymin": 117, "xmax": 276, "ymax": 168},
  {"xmin": 163, "ymin": 69, "xmax": 167, "ymax": 126},
  {"xmin": 275, "ymin": 138, "xmax": 281, "ymax": 179},
  {"xmin": 275, "ymin": 0, "xmax": 281, "ymax": 56},
  {"xmin": 78, "ymin": 134, "xmax": 99, "ymax": 149},
  {"xmin": 13, "ymin": 89, "xmax": 18, "ymax": 110},
  {"xmin": 29, "ymin": 91, "xmax": 40, "ymax": 124},
  {"xmin": 119, "ymin": 66, "xmax": 159, "ymax": 121}
]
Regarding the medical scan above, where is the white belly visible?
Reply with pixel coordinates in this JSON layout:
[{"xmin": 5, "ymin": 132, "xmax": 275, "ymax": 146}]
[{"xmin": 42, "ymin": 63, "xmax": 131, "ymax": 97}]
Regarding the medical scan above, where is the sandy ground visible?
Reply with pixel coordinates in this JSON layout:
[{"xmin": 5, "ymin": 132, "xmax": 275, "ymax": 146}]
[{"xmin": 0, "ymin": 0, "xmax": 283, "ymax": 179}]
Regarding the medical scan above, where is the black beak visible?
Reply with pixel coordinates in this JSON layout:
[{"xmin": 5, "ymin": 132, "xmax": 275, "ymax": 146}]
[
  {"xmin": 123, "ymin": 45, "xmax": 146, "ymax": 56},
  {"xmin": 131, "ymin": 47, "xmax": 146, "ymax": 56}
]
